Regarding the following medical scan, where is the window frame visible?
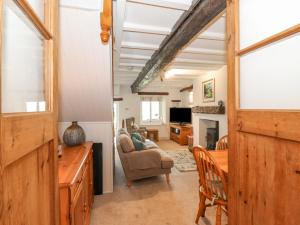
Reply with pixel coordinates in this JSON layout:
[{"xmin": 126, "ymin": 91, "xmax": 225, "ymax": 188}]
[{"xmin": 140, "ymin": 97, "xmax": 163, "ymax": 125}]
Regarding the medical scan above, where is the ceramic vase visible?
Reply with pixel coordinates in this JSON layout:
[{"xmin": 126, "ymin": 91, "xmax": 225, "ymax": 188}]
[{"xmin": 63, "ymin": 121, "xmax": 86, "ymax": 146}]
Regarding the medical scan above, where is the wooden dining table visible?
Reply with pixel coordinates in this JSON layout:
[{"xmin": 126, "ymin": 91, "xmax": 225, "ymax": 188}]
[{"xmin": 209, "ymin": 149, "xmax": 228, "ymax": 176}]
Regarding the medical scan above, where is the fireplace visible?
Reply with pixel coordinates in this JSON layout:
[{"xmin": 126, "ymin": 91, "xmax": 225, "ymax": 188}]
[{"xmin": 199, "ymin": 119, "xmax": 219, "ymax": 150}]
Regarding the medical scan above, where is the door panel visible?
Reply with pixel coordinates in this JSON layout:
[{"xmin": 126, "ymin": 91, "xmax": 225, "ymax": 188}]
[
  {"xmin": 0, "ymin": 0, "xmax": 59, "ymax": 224},
  {"xmin": 2, "ymin": 113, "xmax": 54, "ymax": 166},
  {"xmin": 227, "ymin": 1, "xmax": 300, "ymax": 224}
]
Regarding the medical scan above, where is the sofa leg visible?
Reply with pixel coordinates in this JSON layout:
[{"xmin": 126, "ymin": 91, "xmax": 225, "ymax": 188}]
[
  {"xmin": 166, "ymin": 173, "xmax": 170, "ymax": 184},
  {"xmin": 127, "ymin": 181, "xmax": 132, "ymax": 187}
]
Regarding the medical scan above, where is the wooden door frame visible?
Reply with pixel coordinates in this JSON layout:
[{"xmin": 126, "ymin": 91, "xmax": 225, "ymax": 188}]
[
  {"xmin": 0, "ymin": 0, "xmax": 60, "ymax": 224},
  {"xmin": 226, "ymin": 0, "xmax": 238, "ymax": 224}
]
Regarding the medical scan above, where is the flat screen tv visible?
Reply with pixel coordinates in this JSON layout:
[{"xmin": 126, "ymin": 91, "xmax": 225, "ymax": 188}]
[{"xmin": 170, "ymin": 107, "xmax": 192, "ymax": 124}]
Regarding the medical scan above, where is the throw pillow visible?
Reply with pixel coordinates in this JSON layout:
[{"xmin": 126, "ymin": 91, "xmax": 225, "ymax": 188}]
[
  {"xmin": 132, "ymin": 137, "xmax": 146, "ymax": 151},
  {"xmin": 119, "ymin": 134, "xmax": 135, "ymax": 153},
  {"xmin": 131, "ymin": 132, "xmax": 144, "ymax": 142},
  {"xmin": 118, "ymin": 128, "xmax": 130, "ymax": 137}
]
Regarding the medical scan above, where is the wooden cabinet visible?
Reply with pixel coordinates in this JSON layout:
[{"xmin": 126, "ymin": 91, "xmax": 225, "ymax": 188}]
[
  {"xmin": 59, "ymin": 142, "xmax": 94, "ymax": 225},
  {"xmin": 170, "ymin": 124, "xmax": 193, "ymax": 145}
]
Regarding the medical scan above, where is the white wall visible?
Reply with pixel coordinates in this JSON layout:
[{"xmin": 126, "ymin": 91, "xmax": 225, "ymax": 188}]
[
  {"xmin": 192, "ymin": 66, "xmax": 228, "ymax": 146},
  {"xmin": 118, "ymin": 85, "xmax": 182, "ymax": 140},
  {"xmin": 59, "ymin": 3, "xmax": 114, "ymax": 193}
]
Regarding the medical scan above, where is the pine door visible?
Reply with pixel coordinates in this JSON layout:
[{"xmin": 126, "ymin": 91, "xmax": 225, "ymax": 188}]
[
  {"xmin": 0, "ymin": 0, "xmax": 59, "ymax": 224},
  {"xmin": 227, "ymin": 1, "xmax": 300, "ymax": 224}
]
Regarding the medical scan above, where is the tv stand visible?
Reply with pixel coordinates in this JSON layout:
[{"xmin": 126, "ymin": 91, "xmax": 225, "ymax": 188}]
[{"xmin": 170, "ymin": 124, "xmax": 192, "ymax": 145}]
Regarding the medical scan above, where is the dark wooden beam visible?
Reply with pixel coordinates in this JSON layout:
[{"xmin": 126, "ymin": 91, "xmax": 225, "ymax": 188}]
[
  {"xmin": 171, "ymin": 100, "xmax": 182, "ymax": 103},
  {"xmin": 113, "ymin": 97, "xmax": 123, "ymax": 101},
  {"xmin": 130, "ymin": 0, "xmax": 226, "ymax": 93},
  {"xmin": 137, "ymin": 92, "xmax": 169, "ymax": 96},
  {"xmin": 180, "ymin": 85, "xmax": 193, "ymax": 92}
]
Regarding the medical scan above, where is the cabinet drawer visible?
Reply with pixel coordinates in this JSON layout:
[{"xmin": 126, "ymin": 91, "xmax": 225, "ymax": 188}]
[{"xmin": 70, "ymin": 163, "xmax": 88, "ymax": 200}]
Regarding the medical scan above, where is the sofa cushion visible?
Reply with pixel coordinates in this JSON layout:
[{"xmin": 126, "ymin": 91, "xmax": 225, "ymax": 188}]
[
  {"xmin": 144, "ymin": 139, "xmax": 159, "ymax": 149},
  {"xmin": 132, "ymin": 137, "xmax": 146, "ymax": 151},
  {"xmin": 161, "ymin": 156, "xmax": 174, "ymax": 169},
  {"xmin": 131, "ymin": 132, "xmax": 145, "ymax": 142},
  {"xmin": 125, "ymin": 149, "xmax": 161, "ymax": 170},
  {"xmin": 118, "ymin": 128, "xmax": 130, "ymax": 137},
  {"xmin": 119, "ymin": 134, "xmax": 135, "ymax": 153}
]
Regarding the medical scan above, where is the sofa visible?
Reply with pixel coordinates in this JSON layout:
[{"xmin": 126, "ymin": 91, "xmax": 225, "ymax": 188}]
[{"xmin": 116, "ymin": 129, "xmax": 174, "ymax": 186}]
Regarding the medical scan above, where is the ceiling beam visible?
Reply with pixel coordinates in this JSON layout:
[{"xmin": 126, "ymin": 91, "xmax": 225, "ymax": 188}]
[
  {"xmin": 121, "ymin": 41, "xmax": 225, "ymax": 55},
  {"xmin": 123, "ymin": 22, "xmax": 225, "ymax": 40},
  {"xmin": 180, "ymin": 85, "xmax": 193, "ymax": 92},
  {"xmin": 127, "ymin": 0, "xmax": 191, "ymax": 11},
  {"xmin": 138, "ymin": 91, "xmax": 169, "ymax": 96},
  {"xmin": 130, "ymin": 0, "xmax": 226, "ymax": 93},
  {"xmin": 114, "ymin": 0, "xmax": 127, "ymax": 67},
  {"xmin": 120, "ymin": 54, "xmax": 225, "ymax": 65}
]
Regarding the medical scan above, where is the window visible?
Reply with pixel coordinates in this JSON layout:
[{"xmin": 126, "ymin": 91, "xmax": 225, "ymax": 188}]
[
  {"xmin": 1, "ymin": 0, "xmax": 50, "ymax": 113},
  {"xmin": 141, "ymin": 97, "xmax": 163, "ymax": 124},
  {"xmin": 188, "ymin": 91, "xmax": 193, "ymax": 105}
]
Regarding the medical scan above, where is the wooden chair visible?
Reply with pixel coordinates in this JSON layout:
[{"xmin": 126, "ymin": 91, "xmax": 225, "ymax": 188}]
[
  {"xmin": 193, "ymin": 146, "xmax": 228, "ymax": 225},
  {"xmin": 215, "ymin": 135, "xmax": 228, "ymax": 150}
]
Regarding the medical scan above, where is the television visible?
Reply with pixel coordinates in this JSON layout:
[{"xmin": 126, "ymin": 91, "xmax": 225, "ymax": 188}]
[{"xmin": 169, "ymin": 107, "xmax": 192, "ymax": 124}]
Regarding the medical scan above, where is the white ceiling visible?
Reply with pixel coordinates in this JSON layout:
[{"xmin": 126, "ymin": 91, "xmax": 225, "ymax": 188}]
[{"xmin": 113, "ymin": 0, "xmax": 226, "ymax": 89}]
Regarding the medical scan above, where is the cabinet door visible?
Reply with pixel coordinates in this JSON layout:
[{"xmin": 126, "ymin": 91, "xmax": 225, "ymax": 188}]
[
  {"xmin": 82, "ymin": 168, "xmax": 90, "ymax": 224},
  {"xmin": 88, "ymin": 153, "xmax": 94, "ymax": 207},
  {"xmin": 71, "ymin": 184, "xmax": 85, "ymax": 225}
]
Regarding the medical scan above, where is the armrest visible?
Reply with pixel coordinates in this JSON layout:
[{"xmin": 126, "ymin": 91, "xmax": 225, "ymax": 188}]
[{"xmin": 124, "ymin": 149, "xmax": 161, "ymax": 170}]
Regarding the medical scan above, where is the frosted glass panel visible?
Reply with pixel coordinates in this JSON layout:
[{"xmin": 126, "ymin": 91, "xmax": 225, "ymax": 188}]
[
  {"xmin": 1, "ymin": 1, "xmax": 46, "ymax": 113},
  {"xmin": 27, "ymin": 0, "xmax": 45, "ymax": 20},
  {"xmin": 239, "ymin": 0, "xmax": 300, "ymax": 49},
  {"xmin": 240, "ymin": 33, "xmax": 300, "ymax": 109}
]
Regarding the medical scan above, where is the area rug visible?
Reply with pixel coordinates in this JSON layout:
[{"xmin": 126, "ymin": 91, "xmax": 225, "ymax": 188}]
[{"xmin": 164, "ymin": 150, "xmax": 197, "ymax": 172}]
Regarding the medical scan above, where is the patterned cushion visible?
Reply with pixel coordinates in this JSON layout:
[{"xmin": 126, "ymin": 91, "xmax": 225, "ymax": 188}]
[
  {"xmin": 119, "ymin": 134, "xmax": 135, "ymax": 153},
  {"xmin": 132, "ymin": 137, "xmax": 146, "ymax": 151}
]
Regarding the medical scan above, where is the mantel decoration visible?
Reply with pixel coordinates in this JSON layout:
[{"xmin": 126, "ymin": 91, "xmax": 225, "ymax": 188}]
[
  {"xmin": 192, "ymin": 104, "xmax": 225, "ymax": 114},
  {"xmin": 63, "ymin": 121, "xmax": 86, "ymax": 146},
  {"xmin": 202, "ymin": 78, "xmax": 215, "ymax": 102}
]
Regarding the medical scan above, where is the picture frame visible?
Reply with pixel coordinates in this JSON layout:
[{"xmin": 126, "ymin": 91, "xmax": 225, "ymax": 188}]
[{"xmin": 202, "ymin": 78, "xmax": 215, "ymax": 102}]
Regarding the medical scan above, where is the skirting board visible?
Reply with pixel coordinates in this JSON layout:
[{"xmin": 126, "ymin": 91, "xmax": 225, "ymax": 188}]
[{"xmin": 59, "ymin": 121, "xmax": 114, "ymax": 194}]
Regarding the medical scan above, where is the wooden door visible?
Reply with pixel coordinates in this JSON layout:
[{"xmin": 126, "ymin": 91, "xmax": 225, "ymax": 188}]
[
  {"xmin": 227, "ymin": 1, "xmax": 300, "ymax": 225},
  {"xmin": 0, "ymin": 0, "xmax": 59, "ymax": 225}
]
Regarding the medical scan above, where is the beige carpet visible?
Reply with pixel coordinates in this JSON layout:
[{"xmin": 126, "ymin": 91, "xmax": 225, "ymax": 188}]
[{"xmin": 90, "ymin": 140, "xmax": 227, "ymax": 225}]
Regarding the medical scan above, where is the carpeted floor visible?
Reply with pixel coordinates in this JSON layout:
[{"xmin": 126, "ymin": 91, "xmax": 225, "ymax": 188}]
[{"xmin": 90, "ymin": 140, "xmax": 227, "ymax": 225}]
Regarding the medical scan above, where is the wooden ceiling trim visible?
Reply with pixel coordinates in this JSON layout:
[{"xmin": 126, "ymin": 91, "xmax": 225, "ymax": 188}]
[
  {"xmin": 130, "ymin": 0, "xmax": 226, "ymax": 93},
  {"xmin": 113, "ymin": 97, "xmax": 124, "ymax": 101},
  {"xmin": 180, "ymin": 85, "xmax": 193, "ymax": 92},
  {"xmin": 171, "ymin": 100, "xmax": 181, "ymax": 102},
  {"xmin": 137, "ymin": 92, "xmax": 169, "ymax": 95}
]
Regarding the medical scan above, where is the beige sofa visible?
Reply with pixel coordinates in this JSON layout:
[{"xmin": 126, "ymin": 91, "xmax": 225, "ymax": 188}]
[{"xmin": 116, "ymin": 129, "xmax": 174, "ymax": 186}]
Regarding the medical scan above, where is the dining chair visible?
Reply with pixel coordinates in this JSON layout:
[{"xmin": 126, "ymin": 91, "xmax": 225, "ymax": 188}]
[
  {"xmin": 193, "ymin": 146, "xmax": 228, "ymax": 225},
  {"xmin": 215, "ymin": 135, "xmax": 228, "ymax": 150}
]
